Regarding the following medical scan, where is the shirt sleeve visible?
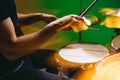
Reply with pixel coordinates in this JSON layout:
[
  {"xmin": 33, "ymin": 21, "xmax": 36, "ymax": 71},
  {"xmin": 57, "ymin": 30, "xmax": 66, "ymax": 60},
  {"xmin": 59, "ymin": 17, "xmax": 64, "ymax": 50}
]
[{"xmin": 0, "ymin": 2, "xmax": 9, "ymax": 22}]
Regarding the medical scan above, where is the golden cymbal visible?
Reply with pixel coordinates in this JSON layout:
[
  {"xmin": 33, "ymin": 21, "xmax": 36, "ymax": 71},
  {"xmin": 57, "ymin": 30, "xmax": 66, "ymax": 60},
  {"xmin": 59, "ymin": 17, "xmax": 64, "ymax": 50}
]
[{"xmin": 99, "ymin": 8, "xmax": 120, "ymax": 28}]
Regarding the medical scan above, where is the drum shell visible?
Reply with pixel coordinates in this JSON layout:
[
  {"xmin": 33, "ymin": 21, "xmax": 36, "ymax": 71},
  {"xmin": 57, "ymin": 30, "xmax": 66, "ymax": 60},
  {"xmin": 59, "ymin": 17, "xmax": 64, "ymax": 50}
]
[
  {"xmin": 72, "ymin": 63, "xmax": 97, "ymax": 80},
  {"xmin": 46, "ymin": 51, "xmax": 82, "ymax": 71}
]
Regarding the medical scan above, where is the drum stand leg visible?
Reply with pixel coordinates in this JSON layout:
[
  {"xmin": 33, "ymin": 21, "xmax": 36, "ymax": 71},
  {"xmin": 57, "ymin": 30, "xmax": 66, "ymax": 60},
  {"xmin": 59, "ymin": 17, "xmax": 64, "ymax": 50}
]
[
  {"xmin": 57, "ymin": 66, "xmax": 69, "ymax": 77},
  {"xmin": 57, "ymin": 65, "xmax": 79, "ymax": 78}
]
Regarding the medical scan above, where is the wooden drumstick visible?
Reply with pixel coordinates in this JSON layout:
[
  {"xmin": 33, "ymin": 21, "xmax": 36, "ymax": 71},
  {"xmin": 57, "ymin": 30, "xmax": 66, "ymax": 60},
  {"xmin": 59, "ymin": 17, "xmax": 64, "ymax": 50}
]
[
  {"xmin": 80, "ymin": 0, "xmax": 98, "ymax": 31},
  {"xmin": 88, "ymin": 27, "xmax": 100, "ymax": 31},
  {"xmin": 79, "ymin": 0, "xmax": 97, "ymax": 17}
]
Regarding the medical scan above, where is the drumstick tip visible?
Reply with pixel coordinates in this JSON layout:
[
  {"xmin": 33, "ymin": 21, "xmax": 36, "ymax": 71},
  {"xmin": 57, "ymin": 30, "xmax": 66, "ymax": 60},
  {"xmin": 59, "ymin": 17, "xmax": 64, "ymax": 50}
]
[{"xmin": 88, "ymin": 27, "xmax": 100, "ymax": 31}]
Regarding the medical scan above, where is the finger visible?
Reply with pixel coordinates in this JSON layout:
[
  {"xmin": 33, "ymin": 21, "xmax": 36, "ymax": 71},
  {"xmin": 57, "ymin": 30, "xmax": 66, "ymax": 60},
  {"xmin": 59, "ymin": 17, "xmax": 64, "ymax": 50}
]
[{"xmin": 74, "ymin": 16, "xmax": 84, "ymax": 21}]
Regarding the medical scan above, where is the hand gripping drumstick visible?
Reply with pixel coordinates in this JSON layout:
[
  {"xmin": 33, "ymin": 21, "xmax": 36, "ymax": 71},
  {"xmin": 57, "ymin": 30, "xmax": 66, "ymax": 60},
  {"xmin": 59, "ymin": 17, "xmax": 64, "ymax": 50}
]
[{"xmin": 57, "ymin": 0, "xmax": 98, "ymax": 32}]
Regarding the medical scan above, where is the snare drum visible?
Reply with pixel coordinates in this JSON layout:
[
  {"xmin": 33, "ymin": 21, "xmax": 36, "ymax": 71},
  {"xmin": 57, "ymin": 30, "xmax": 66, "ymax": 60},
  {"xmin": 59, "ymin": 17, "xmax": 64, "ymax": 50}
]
[
  {"xmin": 111, "ymin": 35, "xmax": 120, "ymax": 52},
  {"xmin": 46, "ymin": 43, "xmax": 109, "ymax": 76}
]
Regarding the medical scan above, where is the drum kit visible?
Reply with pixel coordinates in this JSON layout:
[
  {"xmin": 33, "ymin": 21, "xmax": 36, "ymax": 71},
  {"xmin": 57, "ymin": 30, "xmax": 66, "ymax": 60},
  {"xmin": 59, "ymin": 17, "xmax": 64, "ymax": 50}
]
[{"xmin": 45, "ymin": 0, "xmax": 120, "ymax": 79}]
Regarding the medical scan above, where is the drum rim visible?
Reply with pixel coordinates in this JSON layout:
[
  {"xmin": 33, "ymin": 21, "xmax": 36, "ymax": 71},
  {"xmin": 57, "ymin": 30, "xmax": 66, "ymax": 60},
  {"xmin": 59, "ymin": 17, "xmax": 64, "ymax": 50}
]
[{"xmin": 62, "ymin": 42, "xmax": 109, "ymax": 50}]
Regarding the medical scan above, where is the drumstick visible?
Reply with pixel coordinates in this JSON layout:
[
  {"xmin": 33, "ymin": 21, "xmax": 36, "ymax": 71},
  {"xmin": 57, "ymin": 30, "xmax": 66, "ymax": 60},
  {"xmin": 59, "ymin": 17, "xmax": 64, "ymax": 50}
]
[
  {"xmin": 79, "ymin": 0, "xmax": 99, "ymax": 31},
  {"xmin": 79, "ymin": 0, "xmax": 97, "ymax": 17},
  {"xmin": 88, "ymin": 27, "xmax": 100, "ymax": 30}
]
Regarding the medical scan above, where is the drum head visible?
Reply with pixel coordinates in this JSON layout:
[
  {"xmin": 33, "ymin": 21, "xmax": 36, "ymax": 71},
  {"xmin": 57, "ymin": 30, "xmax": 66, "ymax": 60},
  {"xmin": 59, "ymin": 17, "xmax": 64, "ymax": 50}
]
[
  {"xmin": 59, "ymin": 43, "xmax": 109, "ymax": 64},
  {"xmin": 93, "ymin": 53, "xmax": 120, "ymax": 80},
  {"xmin": 96, "ymin": 53, "xmax": 120, "ymax": 70}
]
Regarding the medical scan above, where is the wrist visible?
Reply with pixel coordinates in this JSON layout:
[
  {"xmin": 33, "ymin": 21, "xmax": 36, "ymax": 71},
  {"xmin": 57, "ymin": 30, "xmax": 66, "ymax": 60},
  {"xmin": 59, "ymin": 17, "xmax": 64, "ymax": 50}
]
[{"xmin": 46, "ymin": 20, "xmax": 69, "ymax": 32}]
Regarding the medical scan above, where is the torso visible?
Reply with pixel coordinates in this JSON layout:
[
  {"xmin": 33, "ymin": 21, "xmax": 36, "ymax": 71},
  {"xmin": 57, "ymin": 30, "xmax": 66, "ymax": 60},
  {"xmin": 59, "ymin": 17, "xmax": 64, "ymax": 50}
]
[{"xmin": 0, "ymin": 0, "xmax": 26, "ymax": 74}]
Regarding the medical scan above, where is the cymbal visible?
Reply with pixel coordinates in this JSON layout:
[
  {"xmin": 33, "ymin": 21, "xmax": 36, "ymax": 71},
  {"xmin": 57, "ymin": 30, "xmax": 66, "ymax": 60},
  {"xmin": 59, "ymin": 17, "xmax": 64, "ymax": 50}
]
[
  {"xmin": 99, "ymin": 8, "xmax": 120, "ymax": 28},
  {"xmin": 99, "ymin": 8, "xmax": 120, "ymax": 16}
]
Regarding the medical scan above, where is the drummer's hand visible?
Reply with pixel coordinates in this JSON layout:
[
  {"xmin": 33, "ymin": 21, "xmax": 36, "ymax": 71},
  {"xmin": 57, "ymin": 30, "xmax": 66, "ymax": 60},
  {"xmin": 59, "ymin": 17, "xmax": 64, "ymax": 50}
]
[
  {"xmin": 68, "ymin": 15, "xmax": 88, "ymax": 32},
  {"xmin": 48, "ymin": 14, "xmax": 88, "ymax": 32}
]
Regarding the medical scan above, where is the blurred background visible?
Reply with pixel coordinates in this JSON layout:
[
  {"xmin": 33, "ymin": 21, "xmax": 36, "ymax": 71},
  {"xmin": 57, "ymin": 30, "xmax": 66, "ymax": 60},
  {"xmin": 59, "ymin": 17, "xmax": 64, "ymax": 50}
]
[{"xmin": 15, "ymin": 0, "xmax": 120, "ymax": 50}]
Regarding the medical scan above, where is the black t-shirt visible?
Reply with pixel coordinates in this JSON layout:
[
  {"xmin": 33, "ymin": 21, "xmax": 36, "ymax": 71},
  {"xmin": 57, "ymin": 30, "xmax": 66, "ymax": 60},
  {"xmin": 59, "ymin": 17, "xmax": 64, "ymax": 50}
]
[
  {"xmin": 0, "ymin": 0, "xmax": 17, "ymax": 23},
  {"xmin": 0, "ymin": 0, "xmax": 25, "ymax": 74},
  {"xmin": 0, "ymin": 0, "xmax": 23, "ymax": 36}
]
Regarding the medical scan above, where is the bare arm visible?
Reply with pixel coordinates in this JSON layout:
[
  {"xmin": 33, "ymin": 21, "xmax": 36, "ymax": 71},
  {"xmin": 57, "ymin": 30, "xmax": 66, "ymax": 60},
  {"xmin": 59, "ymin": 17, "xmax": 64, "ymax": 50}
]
[
  {"xmin": 0, "ymin": 15, "xmax": 76, "ymax": 61},
  {"xmin": 17, "ymin": 13, "xmax": 57, "ymax": 26}
]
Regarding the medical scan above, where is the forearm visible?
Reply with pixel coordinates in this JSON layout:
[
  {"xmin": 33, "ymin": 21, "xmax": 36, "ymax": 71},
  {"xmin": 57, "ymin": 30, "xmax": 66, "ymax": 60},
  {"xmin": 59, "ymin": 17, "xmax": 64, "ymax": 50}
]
[
  {"xmin": 17, "ymin": 13, "xmax": 43, "ymax": 26},
  {"xmin": 17, "ymin": 13, "xmax": 57, "ymax": 26},
  {"xmin": 1, "ymin": 25, "xmax": 58, "ymax": 61}
]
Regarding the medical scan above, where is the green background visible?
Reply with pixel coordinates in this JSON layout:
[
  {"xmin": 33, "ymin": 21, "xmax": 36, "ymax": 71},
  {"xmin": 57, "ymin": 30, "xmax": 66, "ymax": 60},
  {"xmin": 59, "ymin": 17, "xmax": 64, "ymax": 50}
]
[{"xmin": 15, "ymin": 0, "xmax": 120, "ymax": 50}]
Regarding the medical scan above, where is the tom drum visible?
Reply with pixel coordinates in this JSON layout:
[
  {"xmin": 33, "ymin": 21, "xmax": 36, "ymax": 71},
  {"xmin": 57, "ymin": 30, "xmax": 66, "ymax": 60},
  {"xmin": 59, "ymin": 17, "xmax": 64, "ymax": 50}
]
[
  {"xmin": 92, "ymin": 53, "xmax": 120, "ymax": 80},
  {"xmin": 111, "ymin": 35, "xmax": 120, "ymax": 52},
  {"xmin": 46, "ymin": 43, "xmax": 109, "ymax": 76},
  {"xmin": 73, "ymin": 52, "xmax": 120, "ymax": 80}
]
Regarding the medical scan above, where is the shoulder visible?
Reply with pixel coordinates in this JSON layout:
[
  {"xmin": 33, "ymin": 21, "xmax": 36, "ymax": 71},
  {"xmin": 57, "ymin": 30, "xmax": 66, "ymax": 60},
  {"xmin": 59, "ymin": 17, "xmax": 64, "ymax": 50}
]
[
  {"xmin": 0, "ymin": 0, "xmax": 9, "ymax": 22},
  {"xmin": 0, "ymin": 0, "xmax": 14, "ymax": 7}
]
